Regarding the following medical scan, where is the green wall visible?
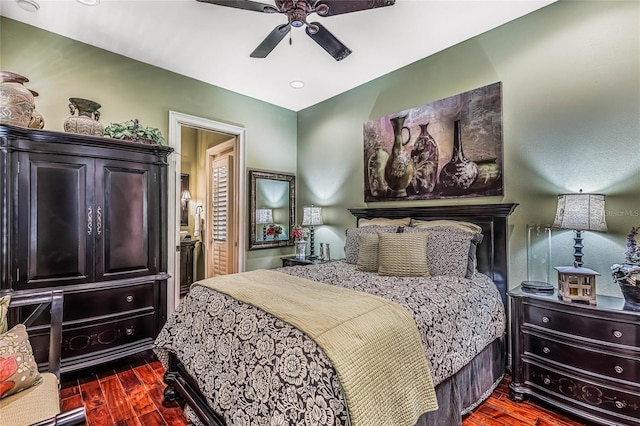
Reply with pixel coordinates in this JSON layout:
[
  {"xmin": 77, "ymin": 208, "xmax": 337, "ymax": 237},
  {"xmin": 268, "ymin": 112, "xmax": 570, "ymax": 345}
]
[
  {"xmin": 2, "ymin": 1, "xmax": 639, "ymax": 292},
  {"xmin": 296, "ymin": 0, "xmax": 640, "ymax": 296},
  {"xmin": 0, "ymin": 16, "xmax": 298, "ymax": 270}
]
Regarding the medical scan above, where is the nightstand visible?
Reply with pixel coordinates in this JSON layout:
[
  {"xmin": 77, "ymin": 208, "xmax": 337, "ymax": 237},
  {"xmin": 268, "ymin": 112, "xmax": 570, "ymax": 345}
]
[
  {"xmin": 281, "ymin": 256, "xmax": 330, "ymax": 267},
  {"xmin": 509, "ymin": 286, "xmax": 640, "ymax": 426}
]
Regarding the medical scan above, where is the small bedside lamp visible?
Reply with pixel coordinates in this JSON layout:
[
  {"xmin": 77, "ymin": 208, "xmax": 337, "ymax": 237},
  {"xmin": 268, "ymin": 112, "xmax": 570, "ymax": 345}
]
[
  {"xmin": 302, "ymin": 206, "xmax": 323, "ymax": 259},
  {"xmin": 256, "ymin": 208, "xmax": 273, "ymax": 241},
  {"xmin": 552, "ymin": 190, "xmax": 607, "ymax": 267},
  {"xmin": 552, "ymin": 190, "xmax": 607, "ymax": 304}
]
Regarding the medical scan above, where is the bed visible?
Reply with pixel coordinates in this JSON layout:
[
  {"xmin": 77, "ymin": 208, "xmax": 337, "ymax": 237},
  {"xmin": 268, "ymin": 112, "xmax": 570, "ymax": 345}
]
[{"xmin": 156, "ymin": 203, "xmax": 517, "ymax": 426}]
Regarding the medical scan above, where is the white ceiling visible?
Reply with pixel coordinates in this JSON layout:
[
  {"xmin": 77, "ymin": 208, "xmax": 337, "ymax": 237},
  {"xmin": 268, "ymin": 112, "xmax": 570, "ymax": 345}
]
[{"xmin": 1, "ymin": 0, "xmax": 556, "ymax": 111}]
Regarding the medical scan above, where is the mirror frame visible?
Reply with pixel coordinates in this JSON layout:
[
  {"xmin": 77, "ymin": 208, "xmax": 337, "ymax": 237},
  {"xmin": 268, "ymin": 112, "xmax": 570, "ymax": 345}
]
[{"xmin": 249, "ymin": 169, "xmax": 295, "ymax": 250}]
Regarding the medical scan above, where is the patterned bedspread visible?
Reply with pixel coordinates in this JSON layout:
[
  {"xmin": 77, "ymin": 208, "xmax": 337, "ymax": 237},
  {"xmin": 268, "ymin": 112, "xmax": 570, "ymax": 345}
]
[{"xmin": 154, "ymin": 261, "xmax": 505, "ymax": 426}]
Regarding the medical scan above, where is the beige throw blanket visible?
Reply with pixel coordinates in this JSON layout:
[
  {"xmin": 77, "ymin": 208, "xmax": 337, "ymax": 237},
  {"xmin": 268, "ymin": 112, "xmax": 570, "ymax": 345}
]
[{"xmin": 195, "ymin": 269, "xmax": 438, "ymax": 426}]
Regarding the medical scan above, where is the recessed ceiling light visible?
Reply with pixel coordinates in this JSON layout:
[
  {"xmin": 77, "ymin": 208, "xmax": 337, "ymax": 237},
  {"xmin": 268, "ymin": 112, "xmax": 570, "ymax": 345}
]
[
  {"xmin": 77, "ymin": 0, "xmax": 100, "ymax": 5},
  {"xmin": 290, "ymin": 80, "xmax": 305, "ymax": 89},
  {"xmin": 16, "ymin": 0, "xmax": 39, "ymax": 12}
]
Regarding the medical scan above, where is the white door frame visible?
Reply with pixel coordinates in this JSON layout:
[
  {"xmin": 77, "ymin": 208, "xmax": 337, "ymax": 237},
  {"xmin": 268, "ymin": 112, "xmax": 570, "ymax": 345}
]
[{"xmin": 167, "ymin": 111, "xmax": 247, "ymax": 315}]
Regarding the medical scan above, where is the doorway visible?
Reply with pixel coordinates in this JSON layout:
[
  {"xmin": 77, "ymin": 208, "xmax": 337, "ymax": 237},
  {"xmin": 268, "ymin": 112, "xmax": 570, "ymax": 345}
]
[{"xmin": 167, "ymin": 111, "xmax": 246, "ymax": 314}]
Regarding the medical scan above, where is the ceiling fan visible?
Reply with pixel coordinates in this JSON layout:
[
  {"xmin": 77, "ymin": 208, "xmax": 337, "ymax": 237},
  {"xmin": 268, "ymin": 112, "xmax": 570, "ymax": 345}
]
[{"xmin": 197, "ymin": 0, "xmax": 396, "ymax": 61}]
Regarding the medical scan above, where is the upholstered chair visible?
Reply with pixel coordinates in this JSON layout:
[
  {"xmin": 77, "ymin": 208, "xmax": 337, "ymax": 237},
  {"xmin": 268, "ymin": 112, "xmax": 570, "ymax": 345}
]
[{"xmin": 0, "ymin": 289, "xmax": 86, "ymax": 425}]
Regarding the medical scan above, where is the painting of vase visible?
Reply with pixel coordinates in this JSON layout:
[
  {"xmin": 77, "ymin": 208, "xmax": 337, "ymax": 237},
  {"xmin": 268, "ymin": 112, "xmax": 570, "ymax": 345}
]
[{"xmin": 363, "ymin": 82, "xmax": 503, "ymax": 201}]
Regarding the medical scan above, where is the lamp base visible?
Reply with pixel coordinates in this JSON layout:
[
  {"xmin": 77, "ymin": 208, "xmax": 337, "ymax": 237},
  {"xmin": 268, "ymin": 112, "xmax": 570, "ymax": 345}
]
[{"xmin": 572, "ymin": 230, "xmax": 584, "ymax": 267}]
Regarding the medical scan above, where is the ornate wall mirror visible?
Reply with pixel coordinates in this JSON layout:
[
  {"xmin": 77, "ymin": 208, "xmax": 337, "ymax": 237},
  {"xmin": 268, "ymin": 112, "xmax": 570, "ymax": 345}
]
[{"xmin": 249, "ymin": 170, "xmax": 295, "ymax": 250}]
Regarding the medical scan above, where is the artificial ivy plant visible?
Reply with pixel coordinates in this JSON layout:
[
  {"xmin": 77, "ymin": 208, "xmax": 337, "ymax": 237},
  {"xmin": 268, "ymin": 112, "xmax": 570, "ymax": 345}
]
[{"xmin": 103, "ymin": 119, "xmax": 165, "ymax": 145}]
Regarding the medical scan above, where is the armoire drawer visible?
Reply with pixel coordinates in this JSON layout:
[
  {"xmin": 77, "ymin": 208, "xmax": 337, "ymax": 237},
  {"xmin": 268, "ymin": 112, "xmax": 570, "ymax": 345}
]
[
  {"xmin": 64, "ymin": 282, "xmax": 156, "ymax": 321},
  {"xmin": 524, "ymin": 304, "xmax": 638, "ymax": 347},
  {"xmin": 61, "ymin": 312, "xmax": 157, "ymax": 358},
  {"xmin": 525, "ymin": 362, "xmax": 640, "ymax": 425},
  {"xmin": 525, "ymin": 333, "xmax": 640, "ymax": 383}
]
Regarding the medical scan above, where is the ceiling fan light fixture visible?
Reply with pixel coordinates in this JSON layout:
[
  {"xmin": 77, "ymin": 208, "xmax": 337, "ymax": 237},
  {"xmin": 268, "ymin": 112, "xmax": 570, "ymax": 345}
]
[
  {"xmin": 16, "ymin": 0, "xmax": 39, "ymax": 12},
  {"xmin": 290, "ymin": 80, "xmax": 305, "ymax": 89},
  {"xmin": 77, "ymin": 0, "xmax": 100, "ymax": 5}
]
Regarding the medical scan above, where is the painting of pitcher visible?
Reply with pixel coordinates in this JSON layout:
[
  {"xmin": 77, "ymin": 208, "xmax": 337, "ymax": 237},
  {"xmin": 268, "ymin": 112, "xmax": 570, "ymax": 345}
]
[{"xmin": 363, "ymin": 82, "xmax": 503, "ymax": 201}]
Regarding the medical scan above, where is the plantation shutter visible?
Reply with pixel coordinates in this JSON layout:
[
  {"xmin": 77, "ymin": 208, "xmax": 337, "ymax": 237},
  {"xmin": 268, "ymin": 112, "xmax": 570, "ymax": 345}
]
[{"xmin": 210, "ymin": 154, "xmax": 233, "ymax": 276}]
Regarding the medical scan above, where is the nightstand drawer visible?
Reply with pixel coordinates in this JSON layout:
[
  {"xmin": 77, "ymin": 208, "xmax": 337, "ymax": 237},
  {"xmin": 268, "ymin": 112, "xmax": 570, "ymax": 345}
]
[
  {"xmin": 525, "ymin": 304, "xmax": 638, "ymax": 347},
  {"xmin": 525, "ymin": 363, "xmax": 640, "ymax": 425},
  {"xmin": 525, "ymin": 333, "xmax": 640, "ymax": 383}
]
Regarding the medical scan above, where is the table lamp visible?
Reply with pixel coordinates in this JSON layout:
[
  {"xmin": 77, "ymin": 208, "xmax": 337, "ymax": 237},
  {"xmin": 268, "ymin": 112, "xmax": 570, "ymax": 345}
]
[
  {"xmin": 552, "ymin": 190, "xmax": 608, "ymax": 268},
  {"xmin": 256, "ymin": 208, "xmax": 273, "ymax": 241},
  {"xmin": 302, "ymin": 206, "xmax": 323, "ymax": 258}
]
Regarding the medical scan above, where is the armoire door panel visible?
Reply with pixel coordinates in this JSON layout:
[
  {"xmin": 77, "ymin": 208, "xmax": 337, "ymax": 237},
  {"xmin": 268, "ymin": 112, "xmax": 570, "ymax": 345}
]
[
  {"xmin": 97, "ymin": 161, "xmax": 158, "ymax": 279},
  {"xmin": 16, "ymin": 153, "xmax": 95, "ymax": 288}
]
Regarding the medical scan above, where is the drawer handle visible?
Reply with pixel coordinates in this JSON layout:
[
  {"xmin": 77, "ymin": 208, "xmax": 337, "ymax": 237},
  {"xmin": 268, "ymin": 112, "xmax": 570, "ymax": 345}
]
[
  {"xmin": 125, "ymin": 295, "xmax": 134, "ymax": 303},
  {"xmin": 615, "ymin": 401, "xmax": 626, "ymax": 409},
  {"xmin": 125, "ymin": 327, "xmax": 134, "ymax": 336},
  {"xmin": 542, "ymin": 347, "xmax": 551, "ymax": 354},
  {"xmin": 614, "ymin": 365, "xmax": 624, "ymax": 374},
  {"xmin": 542, "ymin": 316, "xmax": 550, "ymax": 324},
  {"xmin": 543, "ymin": 378, "xmax": 551, "ymax": 385},
  {"xmin": 612, "ymin": 330, "xmax": 623, "ymax": 338}
]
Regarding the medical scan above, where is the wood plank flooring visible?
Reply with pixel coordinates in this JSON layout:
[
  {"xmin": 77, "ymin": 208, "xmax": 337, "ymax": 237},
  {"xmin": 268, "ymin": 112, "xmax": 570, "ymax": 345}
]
[{"xmin": 60, "ymin": 351, "xmax": 594, "ymax": 425}]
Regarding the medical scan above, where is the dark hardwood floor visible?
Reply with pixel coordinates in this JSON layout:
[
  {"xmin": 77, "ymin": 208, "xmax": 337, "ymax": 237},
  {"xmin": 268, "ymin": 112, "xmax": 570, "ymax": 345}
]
[{"xmin": 60, "ymin": 351, "xmax": 594, "ymax": 426}]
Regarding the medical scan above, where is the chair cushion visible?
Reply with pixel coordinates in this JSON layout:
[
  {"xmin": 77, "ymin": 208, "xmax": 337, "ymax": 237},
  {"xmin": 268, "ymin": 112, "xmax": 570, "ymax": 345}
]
[
  {"xmin": 0, "ymin": 372, "xmax": 60, "ymax": 425},
  {"xmin": 0, "ymin": 324, "xmax": 42, "ymax": 399}
]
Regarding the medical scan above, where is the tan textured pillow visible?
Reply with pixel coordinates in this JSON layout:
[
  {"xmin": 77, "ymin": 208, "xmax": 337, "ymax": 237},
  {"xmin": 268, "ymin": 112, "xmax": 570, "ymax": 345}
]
[
  {"xmin": 359, "ymin": 217, "xmax": 410, "ymax": 227},
  {"xmin": 0, "ymin": 324, "xmax": 42, "ymax": 399},
  {"xmin": 356, "ymin": 234, "xmax": 379, "ymax": 272},
  {"xmin": 377, "ymin": 232, "xmax": 429, "ymax": 277},
  {"xmin": 410, "ymin": 219, "xmax": 482, "ymax": 234},
  {"xmin": 0, "ymin": 295, "xmax": 9, "ymax": 334}
]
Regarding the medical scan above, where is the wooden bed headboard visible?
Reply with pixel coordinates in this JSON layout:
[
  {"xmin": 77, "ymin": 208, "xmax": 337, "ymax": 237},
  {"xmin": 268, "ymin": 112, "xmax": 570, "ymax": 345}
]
[{"xmin": 348, "ymin": 203, "xmax": 518, "ymax": 308}]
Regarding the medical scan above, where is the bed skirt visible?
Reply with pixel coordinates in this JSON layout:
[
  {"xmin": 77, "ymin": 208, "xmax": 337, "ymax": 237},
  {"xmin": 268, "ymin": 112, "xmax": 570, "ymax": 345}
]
[
  {"xmin": 417, "ymin": 336, "xmax": 505, "ymax": 426},
  {"xmin": 173, "ymin": 336, "xmax": 505, "ymax": 426}
]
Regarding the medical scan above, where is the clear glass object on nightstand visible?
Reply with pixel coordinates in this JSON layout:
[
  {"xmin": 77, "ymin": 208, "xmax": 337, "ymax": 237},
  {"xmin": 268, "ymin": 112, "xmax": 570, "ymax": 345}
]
[{"xmin": 522, "ymin": 224, "xmax": 554, "ymax": 294}]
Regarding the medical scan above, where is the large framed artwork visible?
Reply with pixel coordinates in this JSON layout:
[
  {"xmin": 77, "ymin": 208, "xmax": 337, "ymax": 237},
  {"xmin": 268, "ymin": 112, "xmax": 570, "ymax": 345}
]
[{"xmin": 363, "ymin": 82, "xmax": 503, "ymax": 202}]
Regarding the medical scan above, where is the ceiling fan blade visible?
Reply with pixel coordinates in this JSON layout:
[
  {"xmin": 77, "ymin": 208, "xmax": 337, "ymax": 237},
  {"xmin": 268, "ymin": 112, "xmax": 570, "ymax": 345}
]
[
  {"xmin": 196, "ymin": 0, "xmax": 278, "ymax": 13},
  {"xmin": 250, "ymin": 24, "xmax": 291, "ymax": 58},
  {"xmin": 305, "ymin": 22, "xmax": 351, "ymax": 61},
  {"xmin": 315, "ymin": 0, "xmax": 395, "ymax": 16}
]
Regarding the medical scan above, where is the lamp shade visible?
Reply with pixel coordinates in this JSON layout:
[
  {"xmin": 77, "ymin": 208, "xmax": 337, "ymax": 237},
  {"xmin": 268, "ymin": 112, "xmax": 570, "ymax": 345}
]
[
  {"xmin": 181, "ymin": 189, "xmax": 192, "ymax": 201},
  {"xmin": 552, "ymin": 192, "xmax": 607, "ymax": 232},
  {"xmin": 255, "ymin": 208, "xmax": 273, "ymax": 225},
  {"xmin": 302, "ymin": 206, "xmax": 323, "ymax": 226}
]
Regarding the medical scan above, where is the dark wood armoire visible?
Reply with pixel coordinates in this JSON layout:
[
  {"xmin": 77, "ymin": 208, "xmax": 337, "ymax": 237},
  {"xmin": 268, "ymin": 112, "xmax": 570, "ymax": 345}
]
[{"xmin": 0, "ymin": 124, "xmax": 172, "ymax": 373}]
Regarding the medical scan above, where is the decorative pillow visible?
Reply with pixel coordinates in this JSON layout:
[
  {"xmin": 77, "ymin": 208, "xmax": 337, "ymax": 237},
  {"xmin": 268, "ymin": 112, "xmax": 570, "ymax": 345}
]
[
  {"xmin": 377, "ymin": 232, "xmax": 429, "ymax": 277},
  {"xmin": 0, "ymin": 295, "xmax": 9, "ymax": 334},
  {"xmin": 0, "ymin": 324, "xmax": 42, "ymax": 399},
  {"xmin": 356, "ymin": 234, "xmax": 380, "ymax": 272},
  {"xmin": 358, "ymin": 217, "xmax": 411, "ymax": 228},
  {"xmin": 344, "ymin": 225, "xmax": 399, "ymax": 264},
  {"xmin": 405, "ymin": 227, "xmax": 481, "ymax": 277},
  {"xmin": 410, "ymin": 219, "xmax": 482, "ymax": 234}
]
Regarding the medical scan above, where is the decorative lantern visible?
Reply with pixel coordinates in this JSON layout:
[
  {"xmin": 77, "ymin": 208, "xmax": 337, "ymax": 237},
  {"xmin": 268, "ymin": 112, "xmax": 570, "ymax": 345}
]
[{"xmin": 554, "ymin": 263, "xmax": 600, "ymax": 305}]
